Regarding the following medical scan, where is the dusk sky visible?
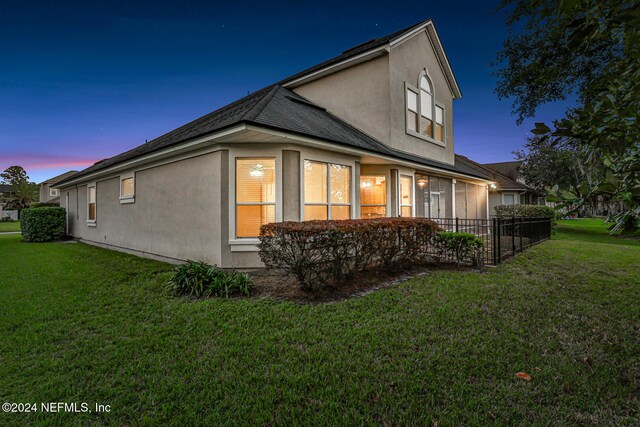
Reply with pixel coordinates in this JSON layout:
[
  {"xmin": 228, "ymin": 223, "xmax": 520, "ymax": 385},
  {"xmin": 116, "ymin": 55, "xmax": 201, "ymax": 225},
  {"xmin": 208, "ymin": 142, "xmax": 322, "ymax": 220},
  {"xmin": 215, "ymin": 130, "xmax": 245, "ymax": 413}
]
[{"xmin": 0, "ymin": 0, "xmax": 572, "ymax": 183}]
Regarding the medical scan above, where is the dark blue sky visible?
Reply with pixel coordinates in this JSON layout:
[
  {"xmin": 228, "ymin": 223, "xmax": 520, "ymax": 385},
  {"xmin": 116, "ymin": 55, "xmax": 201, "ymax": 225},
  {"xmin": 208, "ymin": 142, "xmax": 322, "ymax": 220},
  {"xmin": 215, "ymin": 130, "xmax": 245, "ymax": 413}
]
[{"xmin": 0, "ymin": 0, "xmax": 570, "ymax": 183}]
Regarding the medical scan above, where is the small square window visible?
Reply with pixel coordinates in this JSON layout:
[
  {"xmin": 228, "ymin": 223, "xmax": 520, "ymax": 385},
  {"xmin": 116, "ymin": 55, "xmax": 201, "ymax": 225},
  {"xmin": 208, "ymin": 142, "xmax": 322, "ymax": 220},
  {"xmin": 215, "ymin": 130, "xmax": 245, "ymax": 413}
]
[{"xmin": 121, "ymin": 177, "xmax": 134, "ymax": 197}]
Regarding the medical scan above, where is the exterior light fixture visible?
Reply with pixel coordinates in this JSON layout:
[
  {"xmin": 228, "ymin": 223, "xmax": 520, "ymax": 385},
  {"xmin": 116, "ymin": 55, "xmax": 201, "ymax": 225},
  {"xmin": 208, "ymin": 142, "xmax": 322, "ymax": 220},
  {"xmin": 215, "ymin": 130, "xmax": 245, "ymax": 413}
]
[
  {"xmin": 417, "ymin": 179, "xmax": 428, "ymax": 188},
  {"xmin": 489, "ymin": 183, "xmax": 497, "ymax": 189}
]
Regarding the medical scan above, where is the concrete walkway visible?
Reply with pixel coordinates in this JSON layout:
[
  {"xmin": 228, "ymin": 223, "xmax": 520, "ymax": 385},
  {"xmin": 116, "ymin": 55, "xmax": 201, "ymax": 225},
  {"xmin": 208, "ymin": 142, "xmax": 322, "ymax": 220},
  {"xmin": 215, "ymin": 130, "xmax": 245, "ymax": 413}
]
[{"xmin": 0, "ymin": 231, "xmax": 21, "ymax": 235}]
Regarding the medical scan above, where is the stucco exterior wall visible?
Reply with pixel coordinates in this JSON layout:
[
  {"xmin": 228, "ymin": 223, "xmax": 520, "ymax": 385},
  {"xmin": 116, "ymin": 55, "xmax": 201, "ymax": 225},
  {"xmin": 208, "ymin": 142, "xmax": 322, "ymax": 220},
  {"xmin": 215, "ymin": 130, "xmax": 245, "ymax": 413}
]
[
  {"xmin": 489, "ymin": 192, "xmax": 502, "ymax": 215},
  {"xmin": 389, "ymin": 30, "xmax": 455, "ymax": 164},
  {"xmin": 64, "ymin": 152, "xmax": 224, "ymax": 265},
  {"xmin": 292, "ymin": 55, "xmax": 391, "ymax": 144}
]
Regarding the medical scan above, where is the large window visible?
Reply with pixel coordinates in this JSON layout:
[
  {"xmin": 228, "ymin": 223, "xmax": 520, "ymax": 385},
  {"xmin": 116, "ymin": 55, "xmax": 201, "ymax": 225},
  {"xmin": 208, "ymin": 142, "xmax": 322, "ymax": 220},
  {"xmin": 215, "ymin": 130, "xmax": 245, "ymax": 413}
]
[
  {"xmin": 304, "ymin": 160, "xmax": 351, "ymax": 220},
  {"xmin": 360, "ymin": 175, "xmax": 386, "ymax": 218},
  {"xmin": 420, "ymin": 76, "xmax": 433, "ymax": 138},
  {"xmin": 87, "ymin": 186, "xmax": 96, "ymax": 222},
  {"xmin": 400, "ymin": 175, "xmax": 413, "ymax": 217},
  {"xmin": 236, "ymin": 158, "xmax": 275, "ymax": 238}
]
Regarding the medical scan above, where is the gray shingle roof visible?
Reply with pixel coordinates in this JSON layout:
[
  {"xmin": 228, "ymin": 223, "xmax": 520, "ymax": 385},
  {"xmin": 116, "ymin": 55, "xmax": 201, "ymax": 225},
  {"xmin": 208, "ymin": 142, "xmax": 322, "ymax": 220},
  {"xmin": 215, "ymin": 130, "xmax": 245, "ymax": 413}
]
[
  {"xmin": 58, "ymin": 85, "xmax": 489, "ymax": 185},
  {"xmin": 57, "ymin": 21, "xmax": 480, "ymax": 186},
  {"xmin": 455, "ymin": 155, "xmax": 532, "ymax": 191},
  {"xmin": 38, "ymin": 170, "xmax": 79, "ymax": 185}
]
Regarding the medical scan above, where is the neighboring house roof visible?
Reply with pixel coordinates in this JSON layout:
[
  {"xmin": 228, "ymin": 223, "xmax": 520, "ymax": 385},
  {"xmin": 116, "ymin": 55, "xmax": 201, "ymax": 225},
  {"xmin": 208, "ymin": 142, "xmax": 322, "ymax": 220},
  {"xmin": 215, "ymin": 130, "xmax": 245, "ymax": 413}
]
[
  {"xmin": 0, "ymin": 184, "xmax": 12, "ymax": 193},
  {"xmin": 455, "ymin": 155, "xmax": 533, "ymax": 191},
  {"xmin": 482, "ymin": 161, "xmax": 522, "ymax": 182},
  {"xmin": 279, "ymin": 19, "xmax": 461, "ymax": 99},
  {"xmin": 38, "ymin": 170, "xmax": 79, "ymax": 186},
  {"xmin": 58, "ymin": 85, "xmax": 490, "ymax": 186}
]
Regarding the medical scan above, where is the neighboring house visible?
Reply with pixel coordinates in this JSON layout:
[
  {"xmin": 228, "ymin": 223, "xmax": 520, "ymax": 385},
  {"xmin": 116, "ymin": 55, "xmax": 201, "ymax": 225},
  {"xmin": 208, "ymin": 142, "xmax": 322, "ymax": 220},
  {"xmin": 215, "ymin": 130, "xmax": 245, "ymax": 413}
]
[
  {"xmin": 38, "ymin": 171, "xmax": 79, "ymax": 204},
  {"xmin": 455, "ymin": 156, "xmax": 542, "ymax": 214},
  {"xmin": 55, "ymin": 19, "xmax": 495, "ymax": 268},
  {"xmin": 0, "ymin": 184, "xmax": 19, "ymax": 220}
]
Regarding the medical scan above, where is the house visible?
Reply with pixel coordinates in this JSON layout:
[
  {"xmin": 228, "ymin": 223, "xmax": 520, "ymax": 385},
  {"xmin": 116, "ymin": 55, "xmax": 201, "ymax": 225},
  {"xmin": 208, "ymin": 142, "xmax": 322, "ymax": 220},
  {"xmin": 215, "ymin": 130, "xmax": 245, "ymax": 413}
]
[
  {"xmin": 455, "ymin": 156, "xmax": 542, "ymax": 214},
  {"xmin": 54, "ymin": 19, "xmax": 495, "ymax": 268},
  {"xmin": 38, "ymin": 171, "xmax": 79, "ymax": 204}
]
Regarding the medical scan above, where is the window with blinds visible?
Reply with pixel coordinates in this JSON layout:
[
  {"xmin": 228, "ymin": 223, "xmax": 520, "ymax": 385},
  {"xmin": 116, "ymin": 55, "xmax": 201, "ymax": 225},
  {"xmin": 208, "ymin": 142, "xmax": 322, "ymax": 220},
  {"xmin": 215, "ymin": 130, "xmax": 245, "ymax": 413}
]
[{"xmin": 236, "ymin": 158, "xmax": 276, "ymax": 238}]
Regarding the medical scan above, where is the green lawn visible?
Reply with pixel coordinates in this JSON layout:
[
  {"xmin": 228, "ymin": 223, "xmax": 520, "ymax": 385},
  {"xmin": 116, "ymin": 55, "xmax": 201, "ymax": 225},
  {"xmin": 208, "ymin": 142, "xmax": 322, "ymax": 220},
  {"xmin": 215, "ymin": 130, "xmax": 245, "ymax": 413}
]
[
  {"xmin": 556, "ymin": 218, "xmax": 640, "ymax": 246},
  {"xmin": 0, "ymin": 221, "xmax": 20, "ymax": 232},
  {"xmin": 1, "ymin": 220, "xmax": 638, "ymax": 425}
]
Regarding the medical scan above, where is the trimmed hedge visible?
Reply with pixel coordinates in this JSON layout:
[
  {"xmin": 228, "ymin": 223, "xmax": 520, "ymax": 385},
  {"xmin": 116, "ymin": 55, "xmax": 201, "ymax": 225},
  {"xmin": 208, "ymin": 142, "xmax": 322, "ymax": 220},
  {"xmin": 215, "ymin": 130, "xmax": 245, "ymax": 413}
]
[
  {"xmin": 494, "ymin": 204, "xmax": 555, "ymax": 218},
  {"xmin": 494, "ymin": 204, "xmax": 557, "ymax": 229},
  {"xmin": 29, "ymin": 202, "xmax": 61, "ymax": 208},
  {"xmin": 20, "ymin": 207, "xmax": 66, "ymax": 242},
  {"xmin": 259, "ymin": 218, "xmax": 440, "ymax": 289}
]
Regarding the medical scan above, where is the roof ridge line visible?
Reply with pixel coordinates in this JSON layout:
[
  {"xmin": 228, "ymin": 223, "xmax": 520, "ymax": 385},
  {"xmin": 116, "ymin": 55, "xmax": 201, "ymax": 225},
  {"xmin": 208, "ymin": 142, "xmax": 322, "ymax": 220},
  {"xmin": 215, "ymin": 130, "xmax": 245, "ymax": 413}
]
[{"xmin": 242, "ymin": 85, "xmax": 280, "ymax": 121}]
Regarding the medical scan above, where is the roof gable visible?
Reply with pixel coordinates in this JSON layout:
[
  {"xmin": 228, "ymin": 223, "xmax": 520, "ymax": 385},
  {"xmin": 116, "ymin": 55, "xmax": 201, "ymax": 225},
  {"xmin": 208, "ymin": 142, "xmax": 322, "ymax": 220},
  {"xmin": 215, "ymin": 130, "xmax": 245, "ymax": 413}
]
[{"xmin": 280, "ymin": 20, "xmax": 461, "ymax": 99}]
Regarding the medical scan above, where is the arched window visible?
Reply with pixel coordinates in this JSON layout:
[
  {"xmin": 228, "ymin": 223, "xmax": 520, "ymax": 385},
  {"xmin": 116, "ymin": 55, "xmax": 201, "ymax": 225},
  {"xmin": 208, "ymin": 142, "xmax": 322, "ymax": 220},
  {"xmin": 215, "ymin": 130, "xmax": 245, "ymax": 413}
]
[
  {"xmin": 405, "ymin": 71, "xmax": 445, "ymax": 143},
  {"xmin": 420, "ymin": 76, "xmax": 433, "ymax": 138}
]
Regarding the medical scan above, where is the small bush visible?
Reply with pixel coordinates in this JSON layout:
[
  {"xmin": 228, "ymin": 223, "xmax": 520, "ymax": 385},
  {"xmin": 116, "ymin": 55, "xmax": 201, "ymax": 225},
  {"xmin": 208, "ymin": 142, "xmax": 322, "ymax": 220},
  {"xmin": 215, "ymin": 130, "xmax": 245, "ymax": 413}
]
[
  {"xmin": 20, "ymin": 207, "xmax": 66, "ymax": 242},
  {"xmin": 259, "ymin": 218, "xmax": 440, "ymax": 289},
  {"xmin": 167, "ymin": 260, "xmax": 251, "ymax": 298},
  {"xmin": 1, "ymin": 217, "xmax": 16, "ymax": 222},
  {"xmin": 434, "ymin": 232, "xmax": 484, "ymax": 266}
]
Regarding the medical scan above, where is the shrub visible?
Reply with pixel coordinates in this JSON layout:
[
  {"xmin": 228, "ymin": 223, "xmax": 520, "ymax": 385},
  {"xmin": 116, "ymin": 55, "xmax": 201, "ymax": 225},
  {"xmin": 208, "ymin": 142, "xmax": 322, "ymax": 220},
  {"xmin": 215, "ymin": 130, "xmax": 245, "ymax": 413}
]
[
  {"xmin": 434, "ymin": 232, "xmax": 484, "ymax": 266},
  {"xmin": 258, "ymin": 218, "xmax": 440, "ymax": 289},
  {"xmin": 29, "ymin": 202, "xmax": 61, "ymax": 208},
  {"xmin": 1, "ymin": 217, "xmax": 15, "ymax": 222},
  {"xmin": 20, "ymin": 207, "xmax": 66, "ymax": 242},
  {"xmin": 494, "ymin": 204, "xmax": 557, "ymax": 229},
  {"xmin": 167, "ymin": 260, "xmax": 251, "ymax": 298}
]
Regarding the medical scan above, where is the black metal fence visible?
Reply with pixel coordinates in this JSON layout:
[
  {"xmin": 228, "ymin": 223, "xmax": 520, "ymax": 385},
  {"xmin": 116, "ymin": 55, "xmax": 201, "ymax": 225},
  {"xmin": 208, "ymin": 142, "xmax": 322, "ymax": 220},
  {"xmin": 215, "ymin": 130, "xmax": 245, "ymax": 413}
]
[{"xmin": 427, "ymin": 217, "xmax": 552, "ymax": 265}]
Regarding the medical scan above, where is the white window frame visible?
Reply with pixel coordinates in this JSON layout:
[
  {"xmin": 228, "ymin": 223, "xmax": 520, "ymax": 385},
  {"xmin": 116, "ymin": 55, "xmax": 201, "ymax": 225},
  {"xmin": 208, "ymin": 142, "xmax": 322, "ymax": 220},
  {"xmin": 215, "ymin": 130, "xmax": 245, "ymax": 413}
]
[
  {"xmin": 303, "ymin": 160, "xmax": 352, "ymax": 221},
  {"xmin": 360, "ymin": 175, "xmax": 388, "ymax": 218},
  {"xmin": 404, "ymin": 70, "xmax": 446, "ymax": 147},
  {"xmin": 49, "ymin": 187, "xmax": 59, "ymax": 197},
  {"xmin": 399, "ymin": 175, "xmax": 414, "ymax": 217},
  {"xmin": 86, "ymin": 183, "xmax": 97, "ymax": 226},
  {"xmin": 119, "ymin": 172, "xmax": 135, "ymax": 204},
  {"xmin": 234, "ymin": 157, "xmax": 277, "ymax": 240},
  {"xmin": 434, "ymin": 103, "xmax": 445, "ymax": 143}
]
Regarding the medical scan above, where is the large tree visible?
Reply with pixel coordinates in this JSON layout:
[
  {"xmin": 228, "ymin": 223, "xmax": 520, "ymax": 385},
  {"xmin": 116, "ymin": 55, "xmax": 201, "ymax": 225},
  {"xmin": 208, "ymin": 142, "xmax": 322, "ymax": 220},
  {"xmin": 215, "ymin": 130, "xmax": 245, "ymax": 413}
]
[
  {"xmin": 1, "ymin": 165, "xmax": 29, "ymax": 185},
  {"xmin": 495, "ymin": 0, "xmax": 640, "ymax": 233}
]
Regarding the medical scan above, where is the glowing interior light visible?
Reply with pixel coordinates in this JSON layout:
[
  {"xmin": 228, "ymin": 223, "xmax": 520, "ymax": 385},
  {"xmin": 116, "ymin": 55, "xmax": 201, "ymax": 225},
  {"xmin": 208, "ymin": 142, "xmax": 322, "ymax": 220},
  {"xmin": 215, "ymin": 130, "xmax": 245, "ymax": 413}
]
[{"xmin": 250, "ymin": 164, "xmax": 264, "ymax": 177}]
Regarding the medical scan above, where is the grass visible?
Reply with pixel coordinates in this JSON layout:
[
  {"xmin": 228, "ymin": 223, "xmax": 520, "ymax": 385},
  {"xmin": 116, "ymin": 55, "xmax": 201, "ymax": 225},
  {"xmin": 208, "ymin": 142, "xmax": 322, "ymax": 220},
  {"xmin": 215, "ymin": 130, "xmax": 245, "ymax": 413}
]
[
  {"xmin": 0, "ymin": 221, "xmax": 20, "ymax": 232},
  {"xmin": 0, "ymin": 219, "xmax": 638, "ymax": 425},
  {"xmin": 556, "ymin": 218, "xmax": 640, "ymax": 246}
]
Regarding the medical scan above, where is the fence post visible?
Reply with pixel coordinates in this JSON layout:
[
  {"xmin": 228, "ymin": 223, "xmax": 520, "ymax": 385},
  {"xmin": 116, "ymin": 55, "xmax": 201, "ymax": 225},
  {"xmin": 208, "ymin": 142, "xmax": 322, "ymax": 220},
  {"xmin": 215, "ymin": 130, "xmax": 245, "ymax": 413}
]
[
  {"xmin": 455, "ymin": 217, "xmax": 459, "ymax": 233},
  {"xmin": 492, "ymin": 217, "xmax": 497, "ymax": 265},
  {"xmin": 497, "ymin": 217, "xmax": 502, "ymax": 264},
  {"xmin": 519, "ymin": 217, "xmax": 523, "ymax": 253},
  {"xmin": 511, "ymin": 217, "xmax": 516, "ymax": 256}
]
